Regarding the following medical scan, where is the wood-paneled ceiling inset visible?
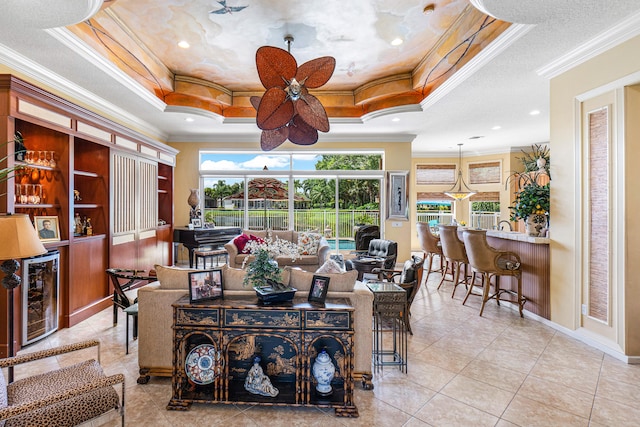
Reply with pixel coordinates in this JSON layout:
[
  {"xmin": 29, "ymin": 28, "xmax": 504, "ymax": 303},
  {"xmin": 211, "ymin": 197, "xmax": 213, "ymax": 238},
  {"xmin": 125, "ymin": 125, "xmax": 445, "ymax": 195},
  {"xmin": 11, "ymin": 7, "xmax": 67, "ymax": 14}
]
[{"xmin": 67, "ymin": 1, "xmax": 510, "ymax": 120}]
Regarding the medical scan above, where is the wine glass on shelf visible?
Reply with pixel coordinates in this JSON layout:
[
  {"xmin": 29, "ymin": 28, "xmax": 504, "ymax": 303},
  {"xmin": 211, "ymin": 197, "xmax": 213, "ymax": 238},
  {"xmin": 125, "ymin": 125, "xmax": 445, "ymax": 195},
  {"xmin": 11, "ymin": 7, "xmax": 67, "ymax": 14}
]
[
  {"xmin": 39, "ymin": 150, "xmax": 48, "ymax": 166},
  {"xmin": 48, "ymin": 151, "xmax": 56, "ymax": 168}
]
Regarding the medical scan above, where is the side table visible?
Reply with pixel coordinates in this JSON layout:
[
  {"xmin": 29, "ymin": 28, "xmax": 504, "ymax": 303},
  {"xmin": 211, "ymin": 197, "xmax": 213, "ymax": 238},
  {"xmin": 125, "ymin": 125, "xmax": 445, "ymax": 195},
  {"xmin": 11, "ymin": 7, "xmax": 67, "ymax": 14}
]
[
  {"xmin": 351, "ymin": 257, "xmax": 384, "ymax": 281},
  {"xmin": 366, "ymin": 281, "xmax": 408, "ymax": 373}
]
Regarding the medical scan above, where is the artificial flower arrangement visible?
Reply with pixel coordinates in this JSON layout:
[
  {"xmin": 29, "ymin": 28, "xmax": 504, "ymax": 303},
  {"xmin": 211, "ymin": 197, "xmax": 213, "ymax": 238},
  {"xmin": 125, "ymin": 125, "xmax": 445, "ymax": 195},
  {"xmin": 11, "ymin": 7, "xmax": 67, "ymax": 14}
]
[
  {"xmin": 509, "ymin": 178, "xmax": 550, "ymax": 222},
  {"xmin": 242, "ymin": 237, "xmax": 301, "ymax": 290}
]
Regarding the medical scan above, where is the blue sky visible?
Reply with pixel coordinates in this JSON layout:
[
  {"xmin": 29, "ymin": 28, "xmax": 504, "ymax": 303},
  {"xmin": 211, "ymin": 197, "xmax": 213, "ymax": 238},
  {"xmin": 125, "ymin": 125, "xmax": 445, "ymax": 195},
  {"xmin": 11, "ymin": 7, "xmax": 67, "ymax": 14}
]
[{"xmin": 200, "ymin": 153, "xmax": 321, "ymax": 171}]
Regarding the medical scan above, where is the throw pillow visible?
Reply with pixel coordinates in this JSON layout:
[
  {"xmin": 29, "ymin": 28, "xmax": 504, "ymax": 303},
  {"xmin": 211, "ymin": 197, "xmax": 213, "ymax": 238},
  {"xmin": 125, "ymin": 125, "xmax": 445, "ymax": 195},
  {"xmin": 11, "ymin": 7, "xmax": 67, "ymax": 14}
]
[
  {"xmin": 233, "ymin": 233, "xmax": 250, "ymax": 253},
  {"xmin": 316, "ymin": 259, "xmax": 343, "ymax": 274},
  {"xmin": 155, "ymin": 264, "xmax": 198, "ymax": 290},
  {"xmin": 287, "ymin": 267, "xmax": 357, "ymax": 292},
  {"xmin": 298, "ymin": 232, "xmax": 322, "ymax": 255}
]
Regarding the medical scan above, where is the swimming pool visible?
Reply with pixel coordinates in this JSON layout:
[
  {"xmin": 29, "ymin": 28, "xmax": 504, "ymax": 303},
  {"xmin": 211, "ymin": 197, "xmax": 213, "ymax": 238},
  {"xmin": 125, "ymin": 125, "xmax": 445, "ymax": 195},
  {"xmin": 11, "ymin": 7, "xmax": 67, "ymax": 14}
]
[{"xmin": 326, "ymin": 238, "xmax": 355, "ymax": 250}]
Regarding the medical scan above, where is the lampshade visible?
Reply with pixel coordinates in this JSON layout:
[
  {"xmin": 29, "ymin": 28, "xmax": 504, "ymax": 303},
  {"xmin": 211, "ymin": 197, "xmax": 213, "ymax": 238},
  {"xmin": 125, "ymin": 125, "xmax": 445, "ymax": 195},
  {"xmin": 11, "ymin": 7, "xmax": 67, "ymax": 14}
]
[
  {"xmin": 0, "ymin": 214, "xmax": 47, "ymax": 259},
  {"xmin": 445, "ymin": 144, "xmax": 476, "ymax": 201}
]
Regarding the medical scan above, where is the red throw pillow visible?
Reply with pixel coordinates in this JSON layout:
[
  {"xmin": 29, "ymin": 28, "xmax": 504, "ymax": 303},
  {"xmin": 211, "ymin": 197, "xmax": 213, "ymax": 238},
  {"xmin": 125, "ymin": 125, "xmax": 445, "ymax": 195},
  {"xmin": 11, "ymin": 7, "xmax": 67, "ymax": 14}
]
[{"xmin": 233, "ymin": 233, "xmax": 250, "ymax": 253}]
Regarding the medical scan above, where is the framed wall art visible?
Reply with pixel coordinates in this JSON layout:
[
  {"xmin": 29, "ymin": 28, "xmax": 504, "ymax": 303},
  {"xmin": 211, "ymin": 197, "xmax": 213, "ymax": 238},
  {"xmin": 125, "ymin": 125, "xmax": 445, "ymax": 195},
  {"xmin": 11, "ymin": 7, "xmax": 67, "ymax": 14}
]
[{"xmin": 387, "ymin": 171, "xmax": 409, "ymax": 220}]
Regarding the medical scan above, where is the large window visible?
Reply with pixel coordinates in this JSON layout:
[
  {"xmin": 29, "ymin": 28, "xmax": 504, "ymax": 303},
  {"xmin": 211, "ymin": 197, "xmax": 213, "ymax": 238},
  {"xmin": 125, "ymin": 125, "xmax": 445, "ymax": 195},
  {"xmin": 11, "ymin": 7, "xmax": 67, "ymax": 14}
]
[{"xmin": 199, "ymin": 151, "xmax": 383, "ymax": 250}]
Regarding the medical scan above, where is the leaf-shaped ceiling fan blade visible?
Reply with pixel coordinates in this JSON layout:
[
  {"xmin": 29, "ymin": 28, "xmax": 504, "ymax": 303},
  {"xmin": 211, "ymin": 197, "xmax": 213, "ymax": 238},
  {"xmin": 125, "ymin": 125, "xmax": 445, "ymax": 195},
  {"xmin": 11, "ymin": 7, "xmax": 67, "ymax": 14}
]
[
  {"xmin": 256, "ymin": 46, "xmax": 297, "ymax": 89},
  {"xmin": 296, "ymin": 94, "xmax": 330, "ymax": 132},
  {"xmin": 289, "ymin": 115, "xmax": 318, "ymax": 145},
  {"xmin": 249, "ymin": 96, "xmax": 261, "ymax": 111},
  {"xmin": 260, "ymin": 127, "xmax": 289, "ymax": 151},
  {"xmin": 256, "ymin": 87, "xmax": 294, "ymax": 130},
  {"xmin": 296, "ymin": 56, "xmax": 336, "ymax": 88}
]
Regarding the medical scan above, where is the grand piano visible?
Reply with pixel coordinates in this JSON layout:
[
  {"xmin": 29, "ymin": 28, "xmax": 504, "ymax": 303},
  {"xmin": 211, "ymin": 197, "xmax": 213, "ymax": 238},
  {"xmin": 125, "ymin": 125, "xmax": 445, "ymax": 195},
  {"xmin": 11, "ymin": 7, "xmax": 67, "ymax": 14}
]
[{"xmin": 173, "ymin": 226, "xmax": 242, "ymax": 267}]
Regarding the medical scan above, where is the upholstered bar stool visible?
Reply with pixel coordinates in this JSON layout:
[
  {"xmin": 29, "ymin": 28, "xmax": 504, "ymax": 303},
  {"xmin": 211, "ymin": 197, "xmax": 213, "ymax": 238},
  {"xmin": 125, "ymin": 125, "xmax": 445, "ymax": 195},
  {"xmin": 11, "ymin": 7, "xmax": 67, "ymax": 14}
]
[
  {"xmin": 417, "ymin": 221, "xmax": 444, "ymax": 283},
  {"xmin": 437, "ymin": 224, "xmax": 470, "ymax": 298},
  {"xmin": 462, "ymin": 229, "xmax": 527, "ymax": 317}
]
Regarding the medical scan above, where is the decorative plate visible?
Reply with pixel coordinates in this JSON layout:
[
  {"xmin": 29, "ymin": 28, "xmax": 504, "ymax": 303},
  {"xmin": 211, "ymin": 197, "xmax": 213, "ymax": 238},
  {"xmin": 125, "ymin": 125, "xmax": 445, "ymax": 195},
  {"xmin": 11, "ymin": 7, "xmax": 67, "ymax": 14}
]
[{"xmin": 185, "ymin": 344, "xmax": 222, "ymax": 385}]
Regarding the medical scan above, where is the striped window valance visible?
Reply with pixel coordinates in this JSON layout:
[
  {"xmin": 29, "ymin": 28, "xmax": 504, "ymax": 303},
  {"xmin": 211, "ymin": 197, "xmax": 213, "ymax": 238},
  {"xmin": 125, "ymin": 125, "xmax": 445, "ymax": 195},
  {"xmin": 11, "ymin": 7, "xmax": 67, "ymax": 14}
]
[
  {"xmin": 416, "ymin": 164, "xmax": 456, "ymax": 185},
  {"xmin": 469, "ymin": 161, "xmax": 501, "ymax": 184},
  {"xmin": 469, "ymin": 191, "xmax": 500, "ymax": 202}
]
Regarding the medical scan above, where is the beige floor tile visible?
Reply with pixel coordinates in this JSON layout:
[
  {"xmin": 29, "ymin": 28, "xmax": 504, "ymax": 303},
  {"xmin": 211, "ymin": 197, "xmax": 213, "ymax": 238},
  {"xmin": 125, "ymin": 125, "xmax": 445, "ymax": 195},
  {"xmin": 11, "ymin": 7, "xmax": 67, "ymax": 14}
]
[
  {"xmin": 370, "ymin": 376, "xmax": 436, "ymax": 415},
  {"xmin": 517, "ymin": 376, "xmax": 595, "ymax": 418},
  {"xmin": 459, "ymin": 358, "xmax": 527, "ymax": 392},
  {"xmin": 600, "ymin": 354, "xmax": 640, "ymax": 387},
  {"xmin": 402, "ymin": 416, "xmax": 435, "ymax": 426},
  {"xmin": 413, "ymin": 393, "xmax": 499, "ymax": 427},
  {"xmin": 528, "ymin": 352, "xmax": 601, "ymax": 394},
  {"xmin": 590, "ymin": 395, "xmax": 640, "ymax": 426},
  {"xmin": 595, "ymin": 375, "xmax": 640, "ymax": 410},
  {"xmin": 502, "ymin": 395, "xmax": 589, "ymax": 427},
  {"xmin": 440, "ymin": 375, "xmax": 515, "ymax": 417}
]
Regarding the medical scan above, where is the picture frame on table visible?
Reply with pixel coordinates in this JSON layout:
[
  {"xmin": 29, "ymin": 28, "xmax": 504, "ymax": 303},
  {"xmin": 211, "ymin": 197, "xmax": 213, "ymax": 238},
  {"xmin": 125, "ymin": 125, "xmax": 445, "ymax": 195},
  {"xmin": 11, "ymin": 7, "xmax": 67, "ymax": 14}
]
[
  {"xmin": 308, "ymin": 275, "xmax": 330, "ymax": 303},
  {"xmin": 191, "ymin": 218, "xmax": 202, "ymax": 228},
  {"xmin": 188, "ymin": 269, "xmax": 223, "ymax": 303},
  {"xmin": 387, "ymin": 171, "xmax": 409, "ymax": 220},
  {"xmin": 33, "ymin": 215, "xmax": 61, "ymax": 242}
]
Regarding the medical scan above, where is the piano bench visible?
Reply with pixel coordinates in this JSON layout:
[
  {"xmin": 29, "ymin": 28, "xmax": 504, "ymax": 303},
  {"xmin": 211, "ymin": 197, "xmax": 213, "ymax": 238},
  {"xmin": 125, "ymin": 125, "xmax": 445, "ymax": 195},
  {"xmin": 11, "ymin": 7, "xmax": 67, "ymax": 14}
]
[{"xmin": 194, "ymin": 248, "xmax": 228, "ymax": 269}]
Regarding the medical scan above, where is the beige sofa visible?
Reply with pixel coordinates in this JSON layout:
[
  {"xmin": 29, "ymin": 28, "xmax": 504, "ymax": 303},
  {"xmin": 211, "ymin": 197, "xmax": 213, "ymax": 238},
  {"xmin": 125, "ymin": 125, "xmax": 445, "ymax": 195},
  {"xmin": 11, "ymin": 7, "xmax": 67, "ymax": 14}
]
[
  {"xmin": 224, "ymin": 229, "xmax": 330, "ymax": 272},
  {"xmin": 137, "ymin": 264, "xmax": 374, "ymax": 388}
]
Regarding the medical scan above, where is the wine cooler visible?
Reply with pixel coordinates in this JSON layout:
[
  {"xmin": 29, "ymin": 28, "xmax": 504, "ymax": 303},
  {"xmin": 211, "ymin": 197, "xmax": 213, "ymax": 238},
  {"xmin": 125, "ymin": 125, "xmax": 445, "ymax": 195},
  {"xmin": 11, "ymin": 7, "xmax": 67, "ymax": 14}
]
[{"xmin": 22, "ymin": 250, "xmax": 59, "ymax": 345}]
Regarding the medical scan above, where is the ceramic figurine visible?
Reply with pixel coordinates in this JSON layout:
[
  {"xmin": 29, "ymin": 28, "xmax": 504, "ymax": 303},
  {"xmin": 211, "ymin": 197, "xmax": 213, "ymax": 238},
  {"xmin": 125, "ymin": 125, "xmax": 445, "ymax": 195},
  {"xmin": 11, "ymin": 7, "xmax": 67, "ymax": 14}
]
[
  {"xmin": 312, "ymin": 349, "xmax": 335, "ymax": 396},
  {"xmin": 244, "ymin": 356, "xmax": 279, "ymax": 397}
]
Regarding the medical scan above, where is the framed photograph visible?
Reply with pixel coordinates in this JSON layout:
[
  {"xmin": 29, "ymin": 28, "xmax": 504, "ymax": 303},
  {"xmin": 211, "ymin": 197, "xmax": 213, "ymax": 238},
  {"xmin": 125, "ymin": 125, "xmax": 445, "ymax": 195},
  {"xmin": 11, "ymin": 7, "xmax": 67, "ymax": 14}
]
[
  {"xmin": 308, "ymin": 275, "xmax": 330, "ymax": 303},
  {"xmin": 387, "ymin": 171, "xmax": 409, "ymax": 220},
  {"xmin": 34, "ymin": 215, "xmax": 61, "ymax": 242},
  {"xmin": 188, "ymin": 269, "xmax": 223, "ymax": 303},
  {"xmin": 191, "ymin": 218, "xmax": 202, "ymax": 228}
]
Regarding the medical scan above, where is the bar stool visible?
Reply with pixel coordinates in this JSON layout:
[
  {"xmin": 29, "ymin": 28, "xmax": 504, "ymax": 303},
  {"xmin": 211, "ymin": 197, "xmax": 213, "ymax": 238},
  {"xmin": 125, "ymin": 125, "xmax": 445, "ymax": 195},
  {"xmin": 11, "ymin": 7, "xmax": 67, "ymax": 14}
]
[
  {"xmin": 194, "ymin": 247, "xmax": 228, "ymax": 268},
  {"xmin": 417, "ymin": 221, "xmax": 444, "ymax": 283},
  {"xmin": 462, "ymin": 229, "xmax": 527, "ymax": 317},
  {"xmin": 437, "ymin": 224, "xmax": 471, "ymax": 298}
]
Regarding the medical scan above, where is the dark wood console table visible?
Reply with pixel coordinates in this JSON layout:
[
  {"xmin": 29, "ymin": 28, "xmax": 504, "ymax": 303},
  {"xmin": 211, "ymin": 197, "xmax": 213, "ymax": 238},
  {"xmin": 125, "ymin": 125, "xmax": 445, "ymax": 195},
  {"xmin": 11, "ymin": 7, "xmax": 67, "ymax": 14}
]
[{"xmin": 168, "ymin": 295, "xmax": 358, "ymax": 417}]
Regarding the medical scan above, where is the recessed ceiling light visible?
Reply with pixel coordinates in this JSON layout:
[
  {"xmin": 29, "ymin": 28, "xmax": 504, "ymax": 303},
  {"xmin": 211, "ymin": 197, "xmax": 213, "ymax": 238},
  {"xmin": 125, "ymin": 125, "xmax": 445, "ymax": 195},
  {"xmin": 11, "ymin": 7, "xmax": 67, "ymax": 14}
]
[
  {"xmin": 468, "ymin": 136, "xmax": 484, "ymax": 140},
  {"xmin": 391, "ymin": 117, "xmax": 400, "ymax": 122},
  {"xmin": 530, "ymin": 109, "xmax": 541, "ymax": 115},
  {"xmin": 391, "ymin": 38, "xmax": 403, "ymax": 46},
  {"xmin": 178, "ymin": 41, "xmax": 190, "ymax": 49},
  {"xmin": 423, "ymin": 4, "xmax": 435, "ymax": 15},
  {"xmin": 185, "ymin": 117, "xmax": 195, "ymax": 122},
  {"xmin": 491, "ymin": 125, "xmax": 501, "ymax": 130}
]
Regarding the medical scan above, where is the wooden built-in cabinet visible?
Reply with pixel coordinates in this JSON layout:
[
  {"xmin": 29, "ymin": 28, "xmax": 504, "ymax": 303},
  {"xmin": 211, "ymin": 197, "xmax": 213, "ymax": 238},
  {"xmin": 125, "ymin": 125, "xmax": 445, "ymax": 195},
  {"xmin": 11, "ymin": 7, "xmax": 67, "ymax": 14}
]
[{"xmin": 0, "ymin": 74, "xmax": 177, "ymax": 356}]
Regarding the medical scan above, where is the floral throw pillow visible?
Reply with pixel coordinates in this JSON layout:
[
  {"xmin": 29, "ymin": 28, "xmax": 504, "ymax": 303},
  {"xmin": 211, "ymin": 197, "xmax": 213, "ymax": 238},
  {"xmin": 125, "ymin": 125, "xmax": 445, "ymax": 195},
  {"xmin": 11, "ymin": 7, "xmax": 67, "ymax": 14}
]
[{"xmin": 298, "ymin": 232, "xmax": 322, "ymax": 255}]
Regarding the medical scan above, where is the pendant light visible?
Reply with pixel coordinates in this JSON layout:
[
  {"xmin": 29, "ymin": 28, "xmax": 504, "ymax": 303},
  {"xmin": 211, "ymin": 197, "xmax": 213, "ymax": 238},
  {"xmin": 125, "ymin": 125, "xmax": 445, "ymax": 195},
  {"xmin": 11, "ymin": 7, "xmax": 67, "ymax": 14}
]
[{"xmin": 445, "ymin": 143, "xmax": 476, "ymax": 200}]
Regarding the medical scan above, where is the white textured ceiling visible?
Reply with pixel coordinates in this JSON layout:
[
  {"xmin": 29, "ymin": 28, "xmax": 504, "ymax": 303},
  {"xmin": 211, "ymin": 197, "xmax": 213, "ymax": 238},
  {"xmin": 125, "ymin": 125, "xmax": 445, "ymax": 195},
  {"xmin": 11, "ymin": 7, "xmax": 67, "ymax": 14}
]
[{"xmin": 0, "ymin": 0, "xmax": 640, "ymax": 157}]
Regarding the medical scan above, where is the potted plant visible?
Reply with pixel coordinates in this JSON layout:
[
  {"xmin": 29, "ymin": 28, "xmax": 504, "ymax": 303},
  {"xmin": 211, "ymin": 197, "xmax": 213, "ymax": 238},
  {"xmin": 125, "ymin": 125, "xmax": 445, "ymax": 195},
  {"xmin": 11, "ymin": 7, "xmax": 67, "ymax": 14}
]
[
  {"xmin": 509, "ymin": 181, "xmax": 550, "ymax": 236},
  {"xmin": 242, "ymin": 237, "xmax": 301, "ymax": 303}
]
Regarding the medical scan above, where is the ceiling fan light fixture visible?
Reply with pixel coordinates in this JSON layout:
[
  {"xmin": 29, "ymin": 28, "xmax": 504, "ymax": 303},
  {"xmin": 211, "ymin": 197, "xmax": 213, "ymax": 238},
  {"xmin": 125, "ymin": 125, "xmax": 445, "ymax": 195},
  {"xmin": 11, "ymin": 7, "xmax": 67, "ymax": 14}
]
[
  {"xmin": 445, "ymin": 143, "xmax": 476, "ymax": 201},
  {"xmin": 252, "ymin": 35, "xmax": 335, "ymax": 151}
]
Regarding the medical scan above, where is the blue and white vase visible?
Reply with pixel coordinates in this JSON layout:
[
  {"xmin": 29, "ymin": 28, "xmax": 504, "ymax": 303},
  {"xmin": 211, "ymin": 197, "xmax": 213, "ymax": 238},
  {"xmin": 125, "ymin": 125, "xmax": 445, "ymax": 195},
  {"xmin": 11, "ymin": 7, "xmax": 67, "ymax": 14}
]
[{"xmin": 312, "ymin": 349, "xmax": 335, "ymax": 395}]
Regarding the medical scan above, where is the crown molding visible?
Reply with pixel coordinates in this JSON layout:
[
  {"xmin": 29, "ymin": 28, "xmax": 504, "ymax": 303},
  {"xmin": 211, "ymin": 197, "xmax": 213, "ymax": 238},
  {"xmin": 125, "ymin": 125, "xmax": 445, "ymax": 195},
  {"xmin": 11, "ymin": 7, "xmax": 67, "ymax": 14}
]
[
  {"xmin": 421, "ymin": 23, "xmax": 533, "ymax": 110},
  {"xmin": 361, "ymin": 104, "xmax": 423, "ymax": 121},
  {"xmin": 168, "ymin": 132, "xmax": 416, "ymax": 144},
  {"xmin": 164, "ymin": 105, "xmax": 224, "ymax": 123},
  {"xmin": 537, "ymin": 11, "xmax": 640, "ymax": 79}
]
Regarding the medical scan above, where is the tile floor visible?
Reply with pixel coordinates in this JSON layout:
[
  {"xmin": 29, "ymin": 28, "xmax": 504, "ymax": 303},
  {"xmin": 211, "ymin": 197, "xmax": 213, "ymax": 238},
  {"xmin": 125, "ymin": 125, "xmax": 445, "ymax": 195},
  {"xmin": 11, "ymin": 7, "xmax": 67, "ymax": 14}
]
[{"xmin": 8, "ymin": 271, "xmax": 640, "ymax": 426}]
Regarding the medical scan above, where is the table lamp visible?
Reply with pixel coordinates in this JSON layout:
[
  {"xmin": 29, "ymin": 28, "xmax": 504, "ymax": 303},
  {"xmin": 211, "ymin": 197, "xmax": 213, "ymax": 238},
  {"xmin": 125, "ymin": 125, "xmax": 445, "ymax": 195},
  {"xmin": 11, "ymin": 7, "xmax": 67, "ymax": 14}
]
[{"xmin": 0, "ymin": 213, "xmax": 47, "ymax": 381}]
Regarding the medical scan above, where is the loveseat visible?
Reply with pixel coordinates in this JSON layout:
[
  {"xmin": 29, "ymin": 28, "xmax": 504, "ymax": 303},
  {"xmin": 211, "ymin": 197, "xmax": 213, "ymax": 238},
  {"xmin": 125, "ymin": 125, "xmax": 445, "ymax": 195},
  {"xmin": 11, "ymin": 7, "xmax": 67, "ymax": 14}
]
[
  {"xmin": 224, "ymin": 229, "xmax": 330, "ymax": 272},
  {"xmin": 137, "ymin": 264, "xmax": 374, "ymax": 388}
]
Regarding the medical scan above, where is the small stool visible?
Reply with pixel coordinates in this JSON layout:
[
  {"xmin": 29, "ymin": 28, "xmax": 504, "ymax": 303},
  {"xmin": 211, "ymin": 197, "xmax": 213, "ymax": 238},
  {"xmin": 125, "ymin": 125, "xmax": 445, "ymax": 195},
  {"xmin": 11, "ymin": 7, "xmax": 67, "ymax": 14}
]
[
  {"xmin": 124, "ymin": 303, "xmax": 138, "ymax": 354},
  {"xmin": 194, "ymin": 248, "xmax": 228, "ymax": 269}
]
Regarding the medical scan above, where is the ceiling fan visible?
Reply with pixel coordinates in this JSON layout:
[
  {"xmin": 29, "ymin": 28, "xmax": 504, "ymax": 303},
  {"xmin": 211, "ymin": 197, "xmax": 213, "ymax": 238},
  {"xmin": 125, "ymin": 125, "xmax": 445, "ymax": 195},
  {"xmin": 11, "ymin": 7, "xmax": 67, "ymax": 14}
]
[{"xmin": 251, "ymin": 35, "xmax": 335, "ymax": 151}]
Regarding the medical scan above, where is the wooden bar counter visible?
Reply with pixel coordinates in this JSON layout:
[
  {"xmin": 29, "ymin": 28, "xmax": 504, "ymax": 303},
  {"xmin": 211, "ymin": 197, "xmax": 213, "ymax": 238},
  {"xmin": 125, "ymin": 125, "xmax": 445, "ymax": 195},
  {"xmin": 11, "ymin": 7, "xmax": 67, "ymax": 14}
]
[{"xmin": 483, "ymin": 230, "xmax": 550, "ymax": 319}]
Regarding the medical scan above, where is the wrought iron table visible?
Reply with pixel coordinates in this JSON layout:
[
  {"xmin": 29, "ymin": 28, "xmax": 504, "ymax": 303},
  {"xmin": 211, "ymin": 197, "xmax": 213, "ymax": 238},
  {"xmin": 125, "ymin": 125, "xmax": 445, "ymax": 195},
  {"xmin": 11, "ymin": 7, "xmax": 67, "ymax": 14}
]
[{"xmin": 366, "ymin": 281, "xmax": 408, "ymax": 373}]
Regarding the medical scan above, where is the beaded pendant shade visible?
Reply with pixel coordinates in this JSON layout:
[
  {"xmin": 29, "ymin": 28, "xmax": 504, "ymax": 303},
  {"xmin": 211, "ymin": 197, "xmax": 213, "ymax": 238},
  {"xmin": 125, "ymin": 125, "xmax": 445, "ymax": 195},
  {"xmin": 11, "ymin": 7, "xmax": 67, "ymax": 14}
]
[
  {"xmin": 445, "ymin": 143, "xmax": 477, "ymax": 201},
  {"xmin": 251, "ymin": 35, "xmax": 335, "ymax": 151}
]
